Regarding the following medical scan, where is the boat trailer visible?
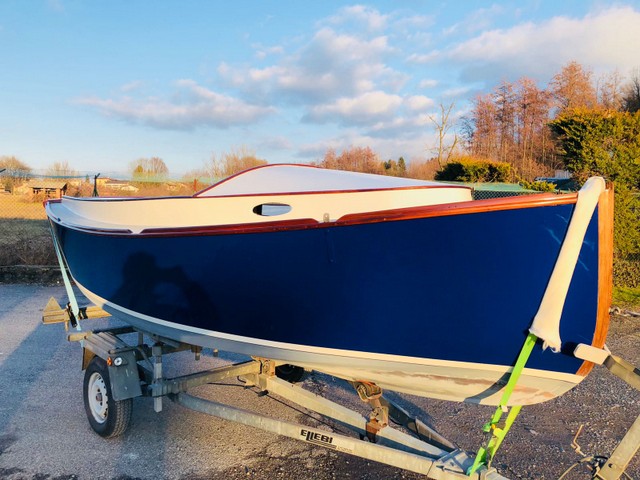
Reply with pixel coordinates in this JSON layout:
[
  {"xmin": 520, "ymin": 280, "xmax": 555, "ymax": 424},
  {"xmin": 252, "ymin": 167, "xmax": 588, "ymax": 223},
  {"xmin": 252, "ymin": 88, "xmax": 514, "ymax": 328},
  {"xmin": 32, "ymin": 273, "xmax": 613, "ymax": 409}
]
[{"xmin": 42, "ymin": 297, "xmax": 639, "ymax": 480}]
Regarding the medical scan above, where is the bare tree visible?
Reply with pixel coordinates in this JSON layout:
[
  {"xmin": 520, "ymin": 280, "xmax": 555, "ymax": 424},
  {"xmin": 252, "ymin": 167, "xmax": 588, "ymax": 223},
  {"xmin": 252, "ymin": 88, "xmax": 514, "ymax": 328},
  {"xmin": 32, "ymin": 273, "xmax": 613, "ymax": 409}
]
[
  {"xmin": 463, "ymin": 93, "xmax": 499, "ymax": 160},
  {"xmin": 460, "ymin": 77, "xmax": 557, "ymax": 179},
  {"xmin": 494, "ymin": 81, "xmax": 517, "ymax": 163},
  {"xmin": 406, "ymin": 158, "xmax": 440, "ymax": 180},
  {"xmin": 550, "ymin": 61, "xmax": 598, "ymax": 112},
  {"xmin": 0, "ymin": 156, "xmax": 31, "ymax": 176},
  {"xmin": 0, "ymin": 156, "xmax": 31, "ymax": 193},
  {"xmin": 515, "ymin": 78, "xmax": 555, "ymax": 176},
  {"xmin": 130, "ymin": 157, "xmax": 169, "ymax": 181},
  {"xmin": 207, "ymin": 147, "xmax": 267, "ymax": 178},
  {"xmin": 427, "ymin": 102, "xmax": 459, "ymax": 168},
  {"xmin": 622, "ymin": 68, "xmax": 640, "ymax": 113},
  {"xmin": 318, "ymin": 146, "xmax": 382, "ymax": 174},
  {"xmin": 46, "ymin": 160, "xmax": 78, "ymax": 177},
  {"xmin": 597, "ymin": 70, "xmax": 625, "ymax": 111}
]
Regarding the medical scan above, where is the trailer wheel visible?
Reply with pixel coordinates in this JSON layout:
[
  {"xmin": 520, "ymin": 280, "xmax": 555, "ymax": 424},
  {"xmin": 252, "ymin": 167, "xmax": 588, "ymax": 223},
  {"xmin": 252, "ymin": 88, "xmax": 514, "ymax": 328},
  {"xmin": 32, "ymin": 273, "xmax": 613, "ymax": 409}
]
[
  {"xmin": 275, "ymin": 364, "xmax": 305, "ymax": 383},
  {"xmin": 83, "ymin": 356, "xmax": 132, "ymax": 438}
]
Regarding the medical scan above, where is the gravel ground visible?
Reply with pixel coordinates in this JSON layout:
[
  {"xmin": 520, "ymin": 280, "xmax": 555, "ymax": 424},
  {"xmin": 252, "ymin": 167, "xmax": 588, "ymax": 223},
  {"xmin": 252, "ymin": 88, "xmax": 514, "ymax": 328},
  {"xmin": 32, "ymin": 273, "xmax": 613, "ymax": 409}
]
[{"xmin": 0, "ymin": 283, "xmax": 638, "ymax": 480}]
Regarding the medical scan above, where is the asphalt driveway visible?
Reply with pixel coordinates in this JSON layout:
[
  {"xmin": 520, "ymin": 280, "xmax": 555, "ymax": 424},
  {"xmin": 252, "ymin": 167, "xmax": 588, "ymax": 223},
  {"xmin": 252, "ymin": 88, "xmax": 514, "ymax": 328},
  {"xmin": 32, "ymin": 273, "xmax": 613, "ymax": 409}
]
[{"xmin": 1, "ymin": 283, "xmax": 639, "ymax": 480}]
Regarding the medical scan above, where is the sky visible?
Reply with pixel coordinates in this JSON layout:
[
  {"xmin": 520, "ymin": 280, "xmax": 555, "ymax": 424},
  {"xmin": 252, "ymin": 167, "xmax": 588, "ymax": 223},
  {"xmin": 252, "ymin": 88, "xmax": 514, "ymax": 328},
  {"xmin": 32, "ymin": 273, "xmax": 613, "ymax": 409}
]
[{"xmin": 1, "ymin": 0, "xmax": 640, "ymax": 177}]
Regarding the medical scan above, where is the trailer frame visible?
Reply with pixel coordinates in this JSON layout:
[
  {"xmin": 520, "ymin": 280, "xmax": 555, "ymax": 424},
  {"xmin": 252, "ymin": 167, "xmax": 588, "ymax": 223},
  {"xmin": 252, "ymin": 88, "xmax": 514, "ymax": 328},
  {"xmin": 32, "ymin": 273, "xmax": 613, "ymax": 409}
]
[
  {"xmin": 42, "ymin": 295, "xmax": 640, "ymax": 480},
  {"xmin": 43, "ymin": 296, "xmax": 511, "ymax": 480}
]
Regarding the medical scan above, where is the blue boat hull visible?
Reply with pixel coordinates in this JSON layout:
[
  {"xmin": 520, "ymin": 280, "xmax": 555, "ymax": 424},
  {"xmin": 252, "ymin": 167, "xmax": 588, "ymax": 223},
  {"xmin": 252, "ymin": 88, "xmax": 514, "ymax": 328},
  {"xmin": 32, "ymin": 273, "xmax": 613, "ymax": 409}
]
[{"xmin": 50, "ymin": 199, "xmax": 608, "ymax": 405}]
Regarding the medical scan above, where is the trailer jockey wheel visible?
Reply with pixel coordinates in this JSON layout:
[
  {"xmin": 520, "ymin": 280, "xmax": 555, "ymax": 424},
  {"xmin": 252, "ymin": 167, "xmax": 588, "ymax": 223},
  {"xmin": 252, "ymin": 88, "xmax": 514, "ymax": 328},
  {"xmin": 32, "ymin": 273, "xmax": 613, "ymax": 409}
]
[
  {"xmin": 83, "ymin": 356, "xmax": 132, "ymax": 437},
  {"xmin": 275, "ymin": 364, "xmax": 305, "ymax": 383}
]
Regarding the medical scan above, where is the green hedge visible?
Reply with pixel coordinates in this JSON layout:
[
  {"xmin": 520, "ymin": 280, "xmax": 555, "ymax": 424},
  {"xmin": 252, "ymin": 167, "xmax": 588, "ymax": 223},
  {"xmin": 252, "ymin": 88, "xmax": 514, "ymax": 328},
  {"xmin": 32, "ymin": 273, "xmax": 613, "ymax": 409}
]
[
  {"xmin": 435, "ymin": 158, "xmax": 512, "ymax": 182},
  {"xmin": 550, "ymin": 110, "xmax": 640, "ymax": 288},
  {"xmin": 614, "ymin": 257, "xmax": 640, "ymax": 288},
  {"xmin": 518, "ymin": 180, "xmax": 557, "ymax": 192}
]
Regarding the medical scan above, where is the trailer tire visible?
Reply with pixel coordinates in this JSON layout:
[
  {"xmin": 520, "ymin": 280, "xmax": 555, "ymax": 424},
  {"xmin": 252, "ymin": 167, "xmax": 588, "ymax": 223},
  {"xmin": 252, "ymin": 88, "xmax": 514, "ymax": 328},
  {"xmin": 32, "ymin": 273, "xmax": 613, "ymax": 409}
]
[
  {"xmin": 275, "ymin": 364, "xmax": 305, "ymax": 383},
  {"xmin": 83, "ymin": 356, "xmax": 132, "ymax": 438}
]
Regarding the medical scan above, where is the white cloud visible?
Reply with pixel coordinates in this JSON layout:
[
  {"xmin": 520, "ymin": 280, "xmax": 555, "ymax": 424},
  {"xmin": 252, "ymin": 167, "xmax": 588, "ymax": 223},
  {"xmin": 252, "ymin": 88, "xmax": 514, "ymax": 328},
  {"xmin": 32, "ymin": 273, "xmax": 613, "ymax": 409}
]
[
  {"xmin": 405, "ymin": 95, "xmax": 434, "ymax": 111},
  {"xmin": 326, "ymin": 5, "xmax": 389, "ymax": 31},
  {"xmin": 419, "ymin": 79, "xmax": 438, "ymax": 89},
  {"xmin": 259, "ymin": 136, "xmax": 293, "ymax": 151},
  {"xmin": 406, "ymin": 51, "xmax": 439, "ymax": 65},
  {"xmin": 253, "ymin": 43, "xmax": 285, "ymax": 60},
  {"xmin": 217, "ymin": 5, "xmax": 410, "ymax": 112},
  {"xmin": 304, "ymin": 91, "xmax": 403, "ymax": 124},
  {"xmin": 446, "ymin": 6, "xmax": 640, "ymax": 82},
  {"xmin": 301, "ymin": 91, "xmax": 435, "ymax": 131},
  {"xmin": 247, "ymin": 65, "xmax": 286, "ymax": 84},
  {"xmin": 218, "ymin": 27, "xmax": 397, "ymax": 103},
  {"xmin": 442, "ymin": 86, "xmax": 474, "ymax": 98},
  {"xmin": 394, "ymin": 14, "xmax": 434, "ymax": 30},
  {"xmin": 443, "ymin": 4, "xmax": 505, "ymax": 36},
  {"xmin": 120, "ymin": 81, "xmax": 144, "ymax": 93},
  {"xmin": 364, "ymin": 110, "xmax": 434, "ymax": 138},
  {"xmin": 76, "ymin": 80, "xmax": 274, "ymax": 130}
]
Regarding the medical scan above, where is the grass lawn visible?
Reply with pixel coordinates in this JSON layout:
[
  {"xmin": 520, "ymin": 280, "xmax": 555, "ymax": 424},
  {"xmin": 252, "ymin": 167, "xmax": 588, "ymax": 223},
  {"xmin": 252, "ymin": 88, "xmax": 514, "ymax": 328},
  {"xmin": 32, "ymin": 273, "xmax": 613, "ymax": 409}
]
[
  {"xmin": 0, "ymin": 193, "xmax": 47, "ymax": 220},
  {"xmin": 0, "ymin": 218, "xmax": 50, "ymax": 242},
  {"xmin": 613, "ymin": 286, "xmax": 640, "ymax": 309},
  {"xmin": 0, "ymin": 195, "xmax": 53, "ymax": 265},
  {"xmin": 0, "ymin": 218, "xmax": 55, "ymax": 265}
]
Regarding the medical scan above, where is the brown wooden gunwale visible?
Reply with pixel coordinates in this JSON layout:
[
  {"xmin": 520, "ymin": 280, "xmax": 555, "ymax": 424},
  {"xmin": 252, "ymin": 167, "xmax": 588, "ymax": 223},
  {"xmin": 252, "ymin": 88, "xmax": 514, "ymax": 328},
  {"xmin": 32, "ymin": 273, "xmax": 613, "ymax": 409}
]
[
  {"xmin": 49, "ymin": 191, "xmax": 579, "ymax": 238},
  {"xmin": 335, "ymin": 191, "xmax": 577, "ymax": 227},
  {"xmin": 575, "ymin": 186, "xmax": 614, "ymax": 377}
]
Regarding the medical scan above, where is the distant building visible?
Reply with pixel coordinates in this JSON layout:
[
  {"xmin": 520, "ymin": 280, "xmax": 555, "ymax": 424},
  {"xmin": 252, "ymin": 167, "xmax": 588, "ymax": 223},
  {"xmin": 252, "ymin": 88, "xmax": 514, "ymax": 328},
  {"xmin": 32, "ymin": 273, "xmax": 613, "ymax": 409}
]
[{"xmin": 18, "ymin": 179, "xmax": 68, "ymax": 198}]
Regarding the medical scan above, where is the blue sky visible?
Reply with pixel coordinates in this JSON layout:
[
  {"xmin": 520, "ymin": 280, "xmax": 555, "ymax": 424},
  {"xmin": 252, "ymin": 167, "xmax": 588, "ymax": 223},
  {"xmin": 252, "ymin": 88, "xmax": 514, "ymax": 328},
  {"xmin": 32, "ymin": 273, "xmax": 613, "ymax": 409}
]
[{"xmin": 1, "ymin": 1, "xmax": 639, "ymax": 177}]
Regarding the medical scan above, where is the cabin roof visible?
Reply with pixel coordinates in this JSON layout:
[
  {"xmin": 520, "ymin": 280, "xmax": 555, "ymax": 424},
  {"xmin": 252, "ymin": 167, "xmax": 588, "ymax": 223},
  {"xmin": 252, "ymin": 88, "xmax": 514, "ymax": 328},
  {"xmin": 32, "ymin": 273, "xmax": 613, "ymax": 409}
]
[
  {"xmin": 196, "ymin": 164, "xmax": 456, "ymax": 197},
  {"xmin": 26, "ymin": 179, "xmax": 68, "ymax": 190}
]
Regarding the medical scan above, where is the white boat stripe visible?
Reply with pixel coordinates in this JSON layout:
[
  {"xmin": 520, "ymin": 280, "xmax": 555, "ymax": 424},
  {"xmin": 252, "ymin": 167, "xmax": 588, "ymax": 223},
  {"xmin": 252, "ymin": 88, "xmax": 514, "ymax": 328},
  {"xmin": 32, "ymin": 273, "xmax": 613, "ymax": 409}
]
[{"xmin": 75, "ymin": 280, "xmax": 582, "ymax": 384}]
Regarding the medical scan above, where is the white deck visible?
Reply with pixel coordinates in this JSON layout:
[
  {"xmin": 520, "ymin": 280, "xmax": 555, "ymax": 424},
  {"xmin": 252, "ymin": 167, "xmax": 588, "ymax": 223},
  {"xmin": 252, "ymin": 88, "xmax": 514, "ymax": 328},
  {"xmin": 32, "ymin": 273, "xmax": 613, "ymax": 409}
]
[{"xmin": 47, "ymin": 165, "xmax": 472, "ymax": 233}]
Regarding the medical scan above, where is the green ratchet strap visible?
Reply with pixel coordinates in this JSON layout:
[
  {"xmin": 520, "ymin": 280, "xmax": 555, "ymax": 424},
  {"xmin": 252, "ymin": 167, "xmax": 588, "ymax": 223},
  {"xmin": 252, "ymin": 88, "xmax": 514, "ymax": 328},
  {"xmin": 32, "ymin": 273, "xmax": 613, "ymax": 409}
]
[{"xmin": 467, "ymin": 333, "xmax": 538, "ymax": 475}]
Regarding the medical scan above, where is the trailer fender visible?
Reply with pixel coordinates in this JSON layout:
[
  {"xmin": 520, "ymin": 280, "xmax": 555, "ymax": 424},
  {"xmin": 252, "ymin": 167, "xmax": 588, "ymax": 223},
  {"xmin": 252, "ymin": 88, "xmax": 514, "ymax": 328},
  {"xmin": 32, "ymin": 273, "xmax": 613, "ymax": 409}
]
[{"xmin": 82, "ymin": 347, "xmax": 142, "ymax": 401}]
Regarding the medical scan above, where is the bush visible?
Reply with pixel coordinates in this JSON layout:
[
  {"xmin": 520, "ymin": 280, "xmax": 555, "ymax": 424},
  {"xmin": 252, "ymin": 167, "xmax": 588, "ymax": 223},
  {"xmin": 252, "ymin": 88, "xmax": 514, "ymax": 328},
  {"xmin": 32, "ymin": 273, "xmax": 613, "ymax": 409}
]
[
  {"xmin": 549, "ymin": 110, "xmax": 640, "ymax": 188},
  {"xmin": 406, "ymin": 159, "xmax": 440, "ymax": 180},
  {"xmin": 519, "ymin": 180, "xmax": 557, "ymax": 192},
  {"xmin": 550, "ymin": 109, "xmax": 640, "ymax": 288},
  {"xmin": 614, "ymin": 257, "xmax": 640, "ymax": 289},
  {"xmin": 612, "ymin": 186, "xmax": 640, "ymax": 288},
  {"xmin": 435, "ymin": 157, "xmax": 512, "ymax": 182}
]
